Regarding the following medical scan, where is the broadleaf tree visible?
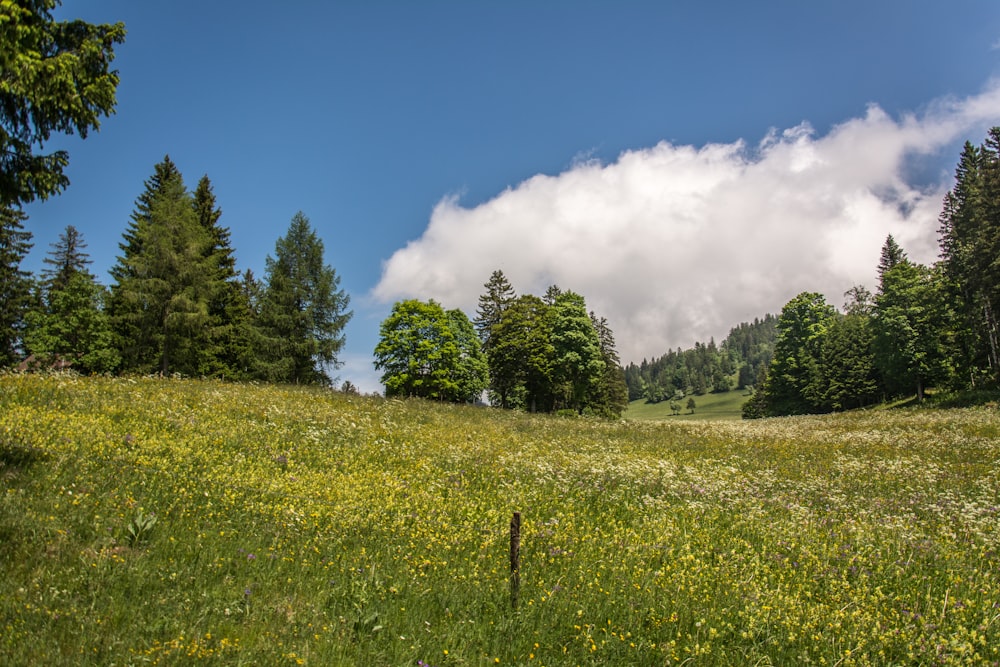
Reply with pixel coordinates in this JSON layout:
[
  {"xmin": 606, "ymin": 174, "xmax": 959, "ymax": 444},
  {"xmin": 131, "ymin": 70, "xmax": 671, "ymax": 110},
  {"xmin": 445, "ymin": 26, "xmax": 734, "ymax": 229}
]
[
  {"xmin": 757, "ymin": 292, "xmax": 837, "ymax": 416},
  {"xmin": 549, "ymin": 290, "xmax": 605, "ymax": 414},
  {"xmin": 374, "ymin": 299, "xmax": 486, "ymax": 402}
]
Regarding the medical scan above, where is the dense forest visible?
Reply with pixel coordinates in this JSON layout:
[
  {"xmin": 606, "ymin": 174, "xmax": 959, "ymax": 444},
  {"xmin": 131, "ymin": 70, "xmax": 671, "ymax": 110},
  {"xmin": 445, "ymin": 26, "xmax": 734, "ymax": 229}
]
[{"xmin": 623, "ymin": 315, "xmax": 777, "ymax": 403}]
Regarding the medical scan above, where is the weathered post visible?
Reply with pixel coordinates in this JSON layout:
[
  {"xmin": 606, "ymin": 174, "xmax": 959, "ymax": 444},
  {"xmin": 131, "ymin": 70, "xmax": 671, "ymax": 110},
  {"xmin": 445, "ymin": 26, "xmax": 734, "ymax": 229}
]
[{"xmin": 510, "ymin": 511, "xmax": 521, "ymax": 609}]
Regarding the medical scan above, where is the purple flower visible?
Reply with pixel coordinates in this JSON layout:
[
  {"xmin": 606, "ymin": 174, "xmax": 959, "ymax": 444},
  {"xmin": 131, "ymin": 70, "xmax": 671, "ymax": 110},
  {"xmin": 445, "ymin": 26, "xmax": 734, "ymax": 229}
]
[{"xmin": 247, "ymin": 553, "xmax": 256, "ymax": 561}]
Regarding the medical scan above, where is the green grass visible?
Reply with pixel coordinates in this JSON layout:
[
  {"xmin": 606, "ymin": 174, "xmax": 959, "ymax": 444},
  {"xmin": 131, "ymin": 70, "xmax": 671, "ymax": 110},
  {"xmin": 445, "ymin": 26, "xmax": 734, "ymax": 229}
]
[
  {"xmin": 2, "ymin": 374, "xmax": 1000, "ymax": 665},
  {"xmin": 625, "ymin": 389, "xmax": 751, "ymax": 421}
]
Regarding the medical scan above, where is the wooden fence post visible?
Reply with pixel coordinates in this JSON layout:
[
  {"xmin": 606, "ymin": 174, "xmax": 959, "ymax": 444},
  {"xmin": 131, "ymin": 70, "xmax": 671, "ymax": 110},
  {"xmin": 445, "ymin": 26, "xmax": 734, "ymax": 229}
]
[{"xmin": 510, "ymin": 511, "xmax": 521, "ymax": 609}]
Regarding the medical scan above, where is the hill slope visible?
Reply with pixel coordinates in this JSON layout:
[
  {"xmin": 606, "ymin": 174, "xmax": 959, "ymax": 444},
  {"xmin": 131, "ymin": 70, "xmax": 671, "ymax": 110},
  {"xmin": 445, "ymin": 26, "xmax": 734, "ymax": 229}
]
[{"xmin": 2, "ymin": 375, "xmax": 999, "ymax": 665}]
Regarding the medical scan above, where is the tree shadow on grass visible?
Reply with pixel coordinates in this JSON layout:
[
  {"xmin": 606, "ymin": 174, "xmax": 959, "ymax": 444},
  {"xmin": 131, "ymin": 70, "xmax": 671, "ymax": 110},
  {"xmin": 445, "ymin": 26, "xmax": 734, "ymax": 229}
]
[
  {"xmin": 0, "ymin": 439, "xmax": 49, "ymax": 477},
  {"xmin": 0, "ymin": 441, "xmax": 48, "ymax": 562}
]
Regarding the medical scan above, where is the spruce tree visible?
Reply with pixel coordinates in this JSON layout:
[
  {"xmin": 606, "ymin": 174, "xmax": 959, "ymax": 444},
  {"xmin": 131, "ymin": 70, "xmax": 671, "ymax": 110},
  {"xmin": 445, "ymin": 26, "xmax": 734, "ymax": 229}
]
[
  {"xmin": 877, "ymin": 234, "xmax": 907, "ymax": 292},
  {"xmin": 872, "ymin": 260, "xmax": 954, "ymax": 401},
  {"xmin": 938, "ymin": 130, "xmax": 1000, "ymax": 387},
  {"xmin": 488, "ymin": 294, "xmax": 554, "ymax": 410},
  {"xmin": 474, "ymin": 269, "xmax": 516, "ymax": 351},
  {"xmin": 254, "ymin": 212, "xmax": 351, "ymax": 384},
  {"xmin": 24, "ymin": 225, "xmax": 118, "ymax": 372},
  {"xmin": 0, "ymin": 205, "xmax": 33, "ymax": 367},
  {"xmin": 589, "ymin": 312, "xmax": 629, "ymax": 417},
  {"xmin": 24, "ymin": 272, "xmax": 119, "ymax": 373},
  {"xmin": 41, "ymin": 225, "xmax": 91, "ymax": 292},
  {"xmin": 475, "ymin": 269, "xmax": 518, "ymax": 405},
  {"xmin": 192, "ymin": 175, "xmax": 252, "ymax": 378},
  {"xmin": 109, "ymin": 157, "xmax": 214, "ymax": 375}
]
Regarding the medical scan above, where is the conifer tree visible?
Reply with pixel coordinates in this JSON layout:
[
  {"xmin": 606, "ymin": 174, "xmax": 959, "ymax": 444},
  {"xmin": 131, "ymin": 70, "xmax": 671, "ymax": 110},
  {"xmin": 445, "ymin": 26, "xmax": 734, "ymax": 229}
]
[
  {"xmin": 872, "ymin": 260, "xmax": 954, "ymax": 401},
  {"xmin": 0, "ymin": 205, "xmax": 33, "ymax": 367},
  {"xmin": 0, "ymin": 1, "xmax": 125, "ymax": 207},
  {"xmin": 191, "ymin": 175, "xmax": 252, "ymax": 378},
  {"xmin": 589, "ymin": 312, "xmax": 629, "ymax": 417},
  {"xmin": 254, "ymin": 212, "xmax": 351, "ymax": 384},
  {"xmin": 488, "ymin": 294, "xmax": 554, "ymax": 410},
  {"xmin": 40, "ymin": 224, "xmax": 90, "ymax": 292},
  {"xmin": 24, "ymin": 225, "xmax": 118, "ymax": 372},
  {"xmin": 474, "ymin": 269, "xmax": 516, "ymax": 351},
  {"xmin": 938, "ymin": 129, "xmax": 1000, "ymax": 386},
  {"xmin": 877, "ymin": 234, "xmax": 907, "ymax": 292},
  {"xmin": 108, "ymin": 157, "xmax": 214, "ymax": 375}
]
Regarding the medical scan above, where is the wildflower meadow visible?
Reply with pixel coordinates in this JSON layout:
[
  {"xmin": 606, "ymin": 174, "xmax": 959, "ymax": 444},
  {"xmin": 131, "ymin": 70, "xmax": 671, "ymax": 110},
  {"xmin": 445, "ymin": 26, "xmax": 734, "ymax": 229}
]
[{"xmin": 1, "ymin": 374, "xmax": 999, "ymax": 665}]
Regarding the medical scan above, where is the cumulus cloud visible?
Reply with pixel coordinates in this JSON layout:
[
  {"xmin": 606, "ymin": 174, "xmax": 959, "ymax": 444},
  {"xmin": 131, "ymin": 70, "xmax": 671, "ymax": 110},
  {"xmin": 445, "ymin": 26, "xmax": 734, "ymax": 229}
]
[{"xmin": 373, "ymin": 82, "xmax": 1000, "ymax": 364}]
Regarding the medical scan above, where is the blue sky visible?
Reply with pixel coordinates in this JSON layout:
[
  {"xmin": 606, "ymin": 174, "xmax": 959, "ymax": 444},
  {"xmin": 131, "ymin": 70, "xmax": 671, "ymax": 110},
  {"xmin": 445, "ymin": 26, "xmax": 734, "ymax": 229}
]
[{"xmin": 22, "ymin": 1, "xmax": 1000, "ymax": 392}]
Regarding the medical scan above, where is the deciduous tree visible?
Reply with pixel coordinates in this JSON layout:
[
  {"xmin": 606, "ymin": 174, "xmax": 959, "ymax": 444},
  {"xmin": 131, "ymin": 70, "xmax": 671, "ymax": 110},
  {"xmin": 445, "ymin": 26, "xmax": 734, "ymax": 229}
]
[
  {"xmin": 373, "ymin": 299, "xmax": 484, "ymax": 402},
  {"xmin": 550, "ymin": 291, "xmax": 604, "ymax": 413}
]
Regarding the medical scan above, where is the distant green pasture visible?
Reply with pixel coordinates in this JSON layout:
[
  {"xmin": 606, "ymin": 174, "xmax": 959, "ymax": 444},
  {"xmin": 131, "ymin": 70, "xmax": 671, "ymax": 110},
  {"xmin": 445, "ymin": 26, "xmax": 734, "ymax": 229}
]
[{"xmin": 625, "ymin": 389, "xmax": 751, "ymax": 421}]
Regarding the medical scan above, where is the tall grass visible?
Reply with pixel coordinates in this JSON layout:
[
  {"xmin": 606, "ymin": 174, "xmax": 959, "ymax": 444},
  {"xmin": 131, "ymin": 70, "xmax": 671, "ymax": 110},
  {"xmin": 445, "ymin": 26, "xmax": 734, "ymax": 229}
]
[{"xmin": 1, "ymin": 374, "xmax": 999, "ymax": 665}]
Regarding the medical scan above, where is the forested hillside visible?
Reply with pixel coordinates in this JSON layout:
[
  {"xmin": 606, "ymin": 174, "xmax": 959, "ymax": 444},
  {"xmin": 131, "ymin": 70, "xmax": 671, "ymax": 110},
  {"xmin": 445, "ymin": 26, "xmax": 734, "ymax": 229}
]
[
  {"xmin": 744, "ymin": 128, "xmax": 1000, "ymax": 417},
  {"xmin": 623, "ymin": 314, "xmax": 777, "ymax": 403}
]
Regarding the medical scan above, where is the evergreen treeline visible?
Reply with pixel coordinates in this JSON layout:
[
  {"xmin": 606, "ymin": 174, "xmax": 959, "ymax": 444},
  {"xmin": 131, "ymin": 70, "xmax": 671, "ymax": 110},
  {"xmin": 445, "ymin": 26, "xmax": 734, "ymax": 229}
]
[
  {"xmin": 745, "ymin": 127, "xmax": 1000, "ymax": 417},
  {"xmin": 623, "ymin": 315, "xmax": 777, "ymax": 403},
  {"xmin": 1, "ymin": 156, "xmax": 352, "ymax": 384}
]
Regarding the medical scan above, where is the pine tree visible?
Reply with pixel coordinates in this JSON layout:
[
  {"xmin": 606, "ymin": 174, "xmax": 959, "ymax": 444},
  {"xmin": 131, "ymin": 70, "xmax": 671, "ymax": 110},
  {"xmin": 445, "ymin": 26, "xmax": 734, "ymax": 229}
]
[
  {"xmin": 254, "ymin": 212, "xmax": 351, "ymax": 384},
  {"xmin": 0, "ymin": 205, "xmax": 33, "ymax": 367}
]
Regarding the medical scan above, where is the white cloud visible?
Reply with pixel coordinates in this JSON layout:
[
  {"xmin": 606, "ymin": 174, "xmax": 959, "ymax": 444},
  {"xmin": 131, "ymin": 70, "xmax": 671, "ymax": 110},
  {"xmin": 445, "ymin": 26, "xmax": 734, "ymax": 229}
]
[{"xmin": 373, "ymin": 82, "xmax": 1000, "ymax": 364}]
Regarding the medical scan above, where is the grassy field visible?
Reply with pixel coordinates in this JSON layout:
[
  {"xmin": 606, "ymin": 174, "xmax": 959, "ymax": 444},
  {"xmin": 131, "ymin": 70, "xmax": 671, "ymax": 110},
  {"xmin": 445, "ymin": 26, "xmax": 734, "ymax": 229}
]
[
  {"xmin": 625, "ymin": 390, "xmax": 751, "ymax": 421},
  {"xmin": 2, "ymin": 374, "xmax": 1000, "ymax": 665}
]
